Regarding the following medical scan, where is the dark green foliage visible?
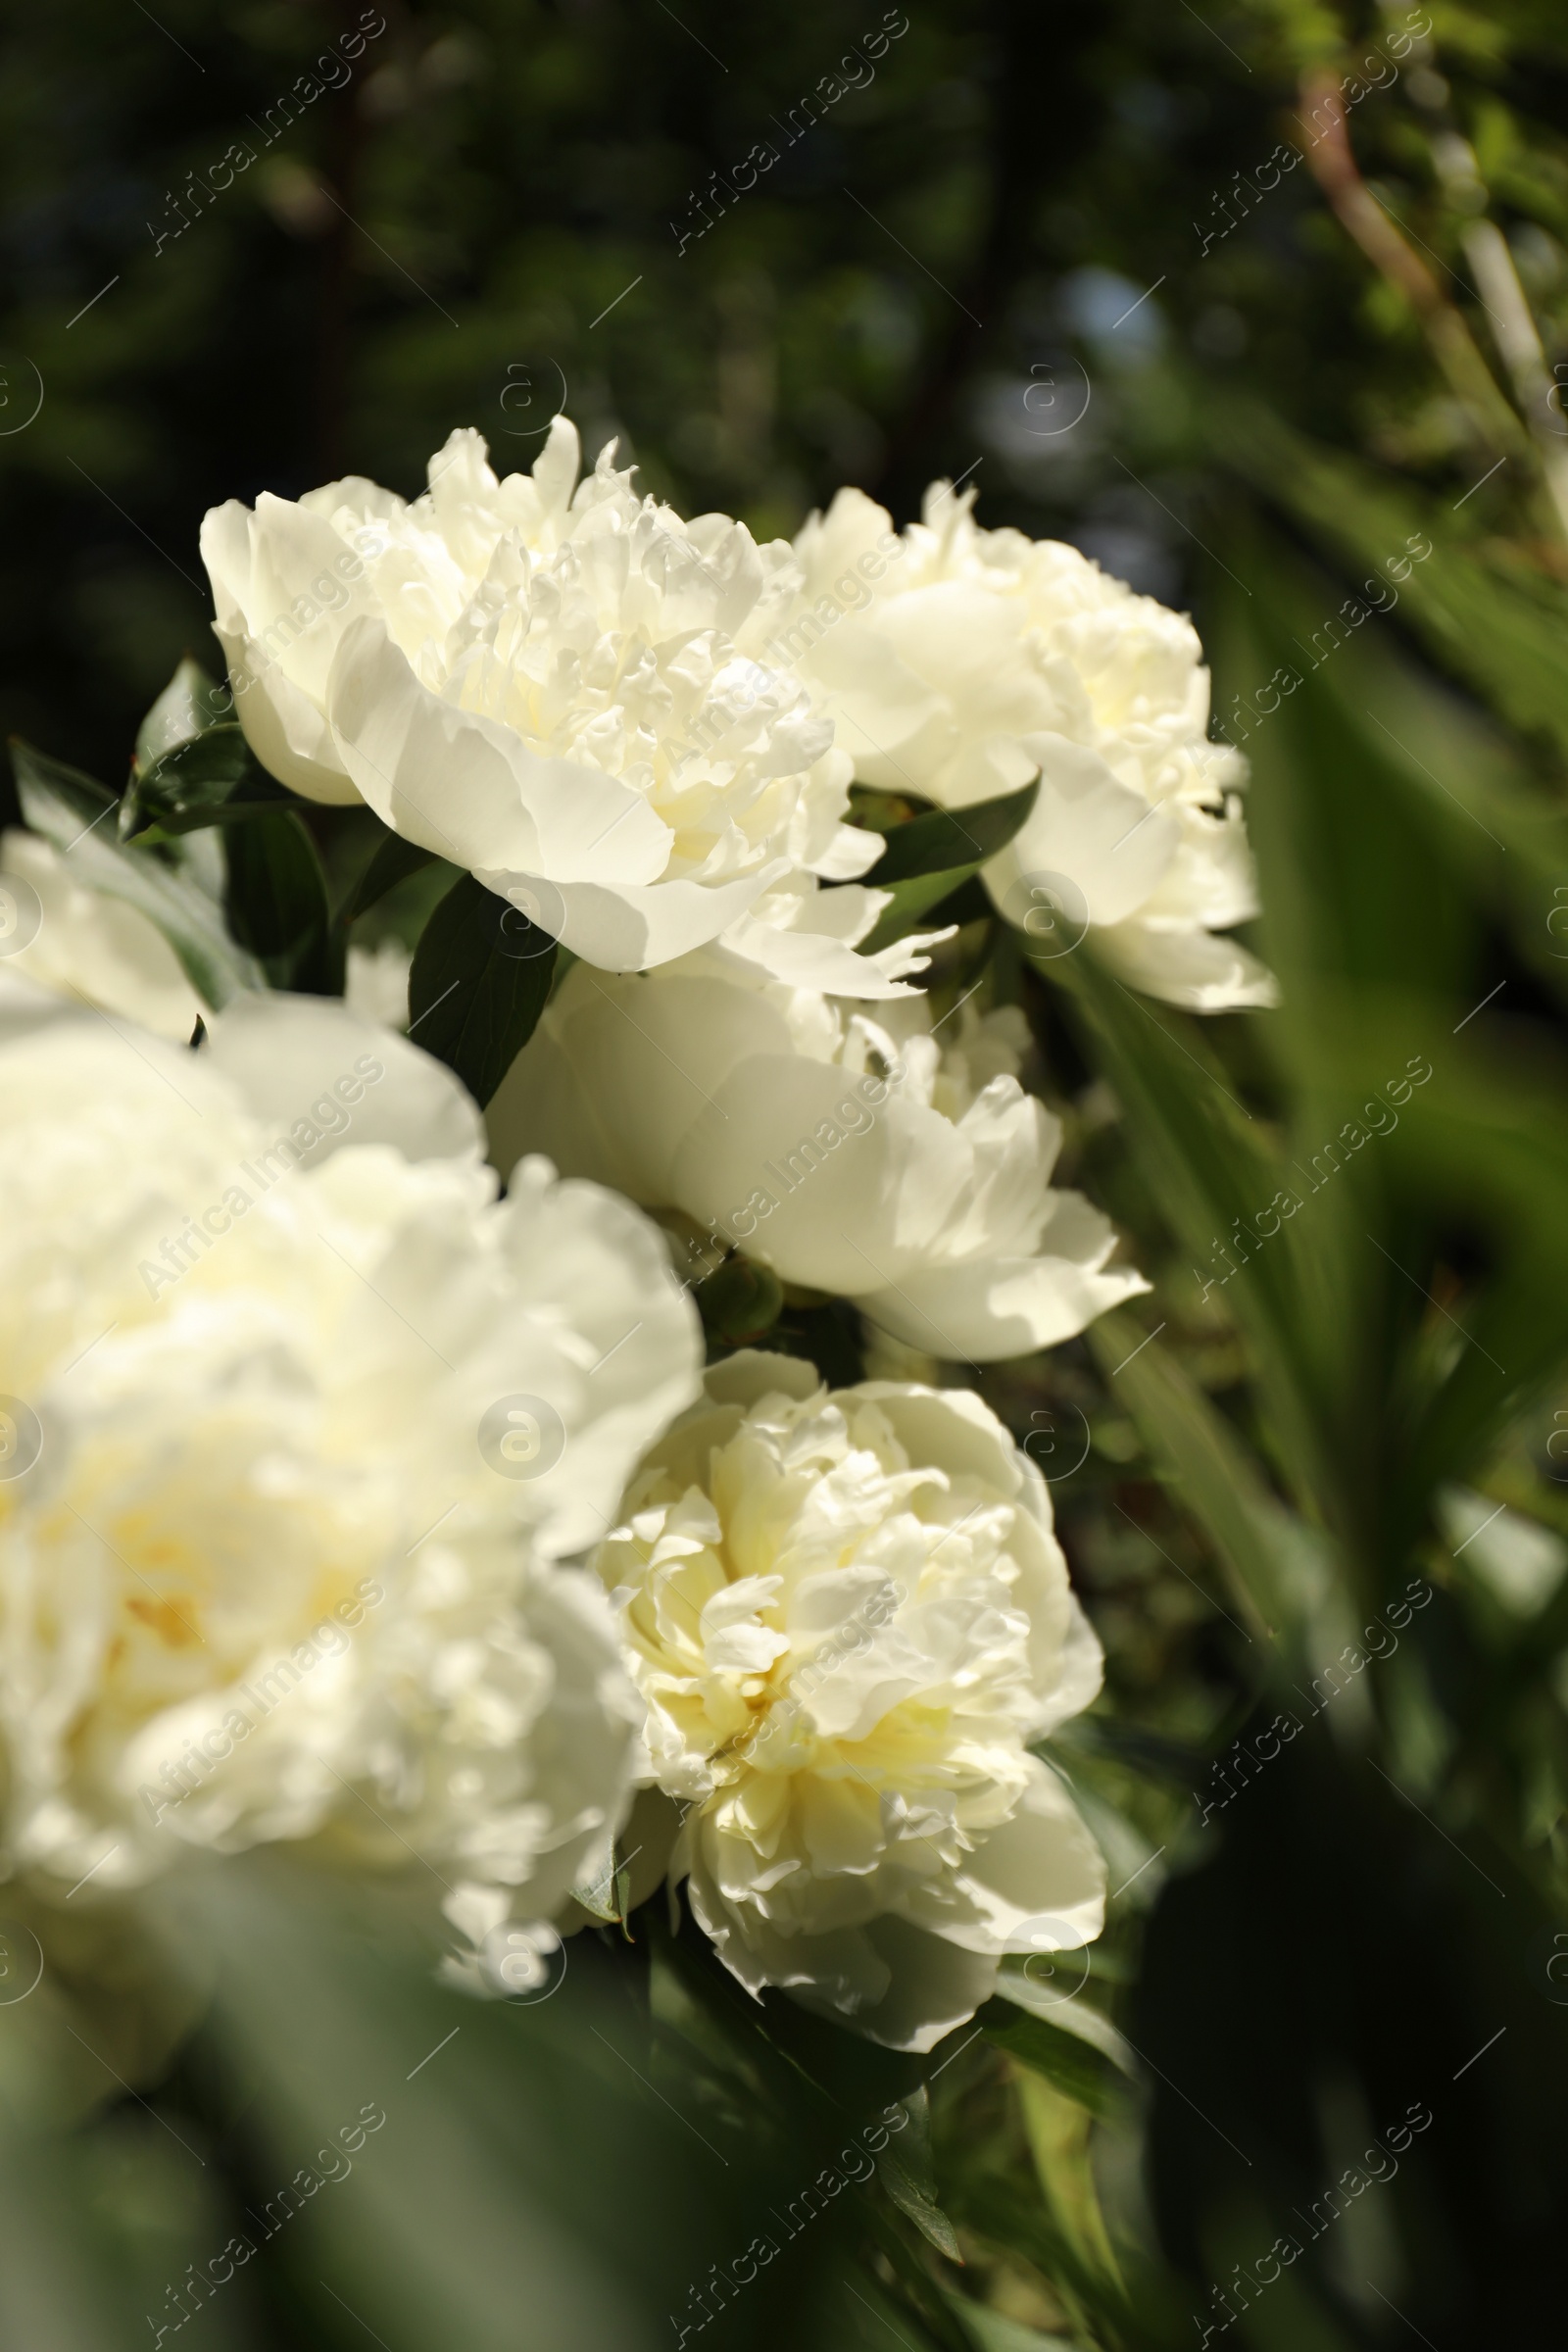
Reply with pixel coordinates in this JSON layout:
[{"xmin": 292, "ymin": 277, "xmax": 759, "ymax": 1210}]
[{"xmin": 407, "ymin": 871, "xmax": 558, "ymax": 1104}]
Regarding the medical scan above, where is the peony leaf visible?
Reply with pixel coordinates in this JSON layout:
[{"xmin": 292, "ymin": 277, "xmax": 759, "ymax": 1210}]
[
  {"xmin": 1221, "ymin": 404, "xmax": 1568, "ymax": 761},
  {"xmin": 1011, "ymin": 2062, "xmax": 1128, "ymax": 2316},
  {"xmin": 1214, "ymin": 553, "xmax": 1568, "ymax": 1550},
  {"xmin": 858, "ymin": 777, "xmax": 1040, "ymax": 886},
  {"xmin": 409, "ymin": 872, "xmax": 558, "ymax": 1107},
  {"xmin": 893, "ymin": 2084, "xmax": 939, "ymax": 2198},
  {"xmin": 133, "ymin": 654, "xmax": 234, "ymax": 773},
  {"xmin": 979, "ymin": 1997, "xmax": 1128, "ymax": 2119},
  {"xmin": 1084, "ymin": 1309, "xmax": 1318, "ymax": 1646},
  {"xmin": 1052, "ymin": 948, "xmax": 1326, "ymax": 1516},
  {"xmin": 877, "ymin": 2146, "xmax": 963, "ymax": 2262},
  {"xmin": 570, "ymin": 1865, "xmax": 619, "ymax": 1927},
  {"xmin": 343, "ymin": 827, "xmax": 439, "ymax": 924},
  {"xmin": 122, "ymin": 721, "xmax": 291, "ymax": 843},
  {"xmin": 992, "ymin": 1977, "xmax": 1137, "ymax": 2075},
  {"xmin": 10, "ymin": 736, "xmax": 266, "ymax": 1005},
  {"xmin": 860, "ymin": 862, "xmax": 979, "ymax": 955},
  {"xmin": 129, "ymin": 1856, "xmax": 847, "ymax": 2351},
  {"xmin": 0, "ymin": 2019, "xmax": 225, "ymax": 2343},
  {"xmin": 222, "ymin": 805, "xmax": 338, "ymax": 993},
  {"xmin": 950, "ymin": 2167, "xmax": 1134, "ymax": 2339},
  {"xmin": 945, "ymin": 2296, "xmax": 1073, "ymax": 2351}
]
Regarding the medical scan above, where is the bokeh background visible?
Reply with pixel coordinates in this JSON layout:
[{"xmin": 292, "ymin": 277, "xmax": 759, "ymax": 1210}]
[{"xmin": 3, "ymin": 2, "xmax": 1568, "ymax": 2346}]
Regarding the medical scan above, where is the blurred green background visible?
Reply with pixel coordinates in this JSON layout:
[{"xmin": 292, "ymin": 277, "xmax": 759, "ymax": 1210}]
[{"xmin": 4, "ymin": 1, "xmax": 1568, "ymax": 2346}]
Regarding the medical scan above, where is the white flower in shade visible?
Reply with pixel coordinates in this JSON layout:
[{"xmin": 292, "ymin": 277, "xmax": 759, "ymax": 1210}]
[
  {"xmin": 200, "ymin": 420, "xmax": 878, "ymax": 975},
  {"xmin": 487, "ymin": 956, "xmax": 1147, "ymax": 1363},
  {"xmin": 784, "ymin": 483, "xmax": 1274, "ymax": 1011},
  {"xmin": 345, "ymin": 937, "xmax": 413, "ymax": 1030},
  {"xmin": 0, "ymin": 979, "xmax": 701, "ymax": 1959},
  {"xmin": 0, "ymin": 828, "xmax": 203, "ymax": 1041},
  {"xmin": 595, "ymin": 1351, "xmax": 1106, "ymax": 2051}
]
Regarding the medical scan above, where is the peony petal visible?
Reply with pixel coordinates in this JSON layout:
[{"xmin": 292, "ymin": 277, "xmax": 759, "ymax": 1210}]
[
  {"xmin": 923, "ymin": 1759, "xmax": 1107, "ymax": 1957},
  {"xmin": 0, "ymin": 966, "xmax": 88, "ymax": 1046},
  {"xmin": 715, "ymin": 902, "xmax": 938, "ymax": 999},
  {"xmin": 1, "ymin": 830, "xmax": 204, "ymax": 1043},
  {"xmin": 861, "ymin": 1249, "xmax": 1150, "ymax": 1360},
  {"xmin": 493, "ymin": 1158, "xmax": 703, "ymax": 1558},
  {"xmin": 217, "ymin": 625, "xmax": 361, "ymax": 805},
  {"xmin": 205, "ymin": 991, "xmax": 484, "ymax": 1166},
  {"xmin": 793, "ymin": 1915, "xmax": 1003, "ymax": 2052},
  {"xmin": 808, "ymin": 823, "xmax": 886, "ymax": 881},
  {"xmin": 985, "ymin": 733, "xmax": 1180, "ymax": 929},
  {"xmin": 794, "ymin": 614, "xmax": 956, "ymax": 795},
  {"xmin": 1091, "ymin": 915, "xmax": 1279, "ymax": 1011},
  {"xmin": 702, "ymin": 1349, "xmax": 822, "ymax": 1411},
  {"xmin": 672, "ymin": 1061, "xmax": 972, "ymax": 1298},
  {"xmin": 480, "ymin": 861, "xmax": 787, "ymax": 975},
  {"xmin": 487, "ymin": 968, "xmax": 788, "ymax": 1203},
  {"xmin": 326, "ymin": 617, "xmax": 544, "ymax": 871}
]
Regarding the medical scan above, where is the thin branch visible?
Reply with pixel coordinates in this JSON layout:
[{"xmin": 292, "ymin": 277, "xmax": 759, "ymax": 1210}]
[{"xmin": 1293, "ymin": 74, "xmax": 1528, "ymax": 469}]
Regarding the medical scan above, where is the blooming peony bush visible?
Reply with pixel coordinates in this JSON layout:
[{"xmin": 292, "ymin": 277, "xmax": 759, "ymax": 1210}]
[{"xmin": 0, "ymin": 409, "xmax": 1264, "ymax": 2050}]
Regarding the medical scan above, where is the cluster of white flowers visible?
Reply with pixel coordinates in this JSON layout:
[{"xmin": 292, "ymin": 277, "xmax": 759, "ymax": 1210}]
[
  {"xmin": 0, "ymin": 980, "xmax": 698, "ymax": 1984},
  {"xmin": 0, "ymin": 416, "xmax": 1267, "ymax": 2044},
  {"xmin": 787, "ymin": 481, "xmax": 1274, "ymax": 1011}
]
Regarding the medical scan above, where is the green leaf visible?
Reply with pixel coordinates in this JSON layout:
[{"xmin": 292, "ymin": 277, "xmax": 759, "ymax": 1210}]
[
  {"xmin": 570, "ymin": 1864, "xmax": 619, "ymax": 1927},
  {"xmin": 946, "ymin": 2295, "xmax": 1073, "ymax": 2352},
  {"xmin": 11, "ymin": 738, "xmax": 264, "ymax": 1006},
  {"xmin": 222, "ymin": 808, "xmax": 334, "ymax": 991},
  {"xmin": 949, "ymin": 2171, "xmax": 1134, "ymax": 2345},
  {"xmin": 1220, "ymin": 403, "xmax": 1568, "ymax": 761},
  {"xmin": 122, "ymin": 723, "xmax": 287, "ymax": 843},
  {"xmin": 918, "ymin": 873, "xmax": 993, "ymax": 932},
  {"xmin": 862, "ymin": 779, "xmax": 1039, "ymax": 885},
  {"xmin": 1211, "ymin": 543, "xmax": 1568, "ymax": 1560},
  {"xmin": 873, "ymin": 2086, "xmax": 961, "ymax": 2263},
  {"xmin": 993, "ymin": 1977, "xmax": 1137, "ymax": 2077},
  {"xmin": 1218, "ymin": 525, "xmax": 1568, "ymax": 1019},
  {"xmin": 860, "ymin": 864, "xmax": 977, "ymax": 955},
  {"xmin": 1083, "ymin": 1309, "xmax": 1325, "ymax": 1646},
  {"xmin": 343, "ymin": 828, "xmax": 439, "ymax": 925},
  {"xmin": 1051, "ymin": 950, "xmax": 1328, "ymax": 1516},
  {"xmin": 135, "ymin": 1855, "xmax": 850, "ymax": 2352},
  {"xmin": 979, "ymin": 1998, "xmax": 1128, "ymax": 2120},
  {"xmin": 878, "ymin": 2147, "xmax": 963, "ymax": 2262},
  {"xmin": 1011, "ymin": 2059, "xmax": 1128, "ymax": 2320},
  {"xmin": 133, "ymin": 655, "xmax": 234, "ymax": 773},
  {"xmin": 408, "ymin": 873, "xmax": 558, "ymax": 1106}
]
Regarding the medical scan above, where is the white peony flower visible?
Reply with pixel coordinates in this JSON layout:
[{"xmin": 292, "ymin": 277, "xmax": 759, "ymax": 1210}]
[
  {"xmin": 0, "ymin": 828, "xmax": 204, "ymax": 1041},
  {"xmin": 783, "ymin": 483, "xmax": 1274, "ymax": 1011},
  {"xmin": 200, "ymin": 421, "xmax": 878, "ymax": 975},
  {"xmin": 0, "ymin": 979, "xmax": 701, "ymax": 1956},
  {"xmin": 487, "ymin": 956, "xmax": 1147, "ymax": 1363},
  {"xmin": 595, "ymin": 1351, "xmax": 1106, "ymax": 2050}
]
